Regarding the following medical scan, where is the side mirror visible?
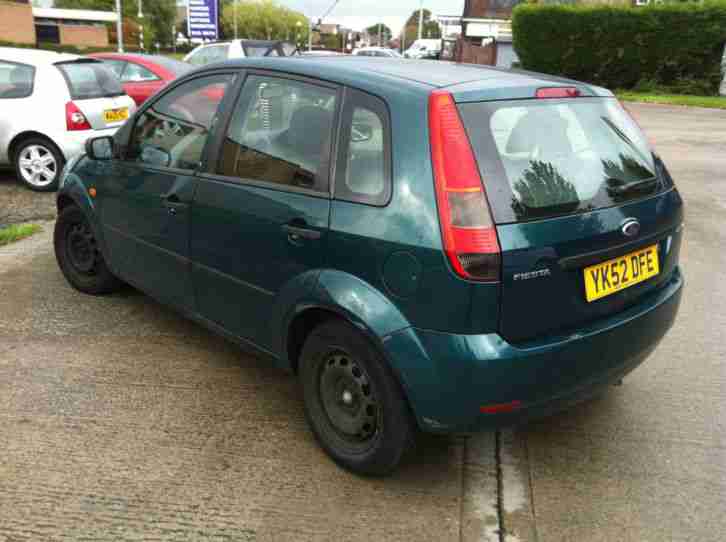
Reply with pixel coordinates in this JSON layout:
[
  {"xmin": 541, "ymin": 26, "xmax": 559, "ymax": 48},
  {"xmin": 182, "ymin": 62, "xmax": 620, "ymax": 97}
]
[
  {"xmin": 140, "ymin": 145, "xmax": 171, "ymax": 168},
  {"xmin": 85, "ymin": 136, "xmax": 114, "ymax": 161},
  {"xmin": 351, "ymin": 122, "xmax": 374, "ymax": 143}
]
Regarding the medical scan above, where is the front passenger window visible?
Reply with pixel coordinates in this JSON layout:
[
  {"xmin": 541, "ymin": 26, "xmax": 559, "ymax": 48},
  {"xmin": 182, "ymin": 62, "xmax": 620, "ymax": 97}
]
[
  {"xmin": 128, "ymin": 74, "xmax": 233, "ymax": 170},
  {"xmin": 217, "ymin": 75, "xmax": 337, "ymax": 193}
]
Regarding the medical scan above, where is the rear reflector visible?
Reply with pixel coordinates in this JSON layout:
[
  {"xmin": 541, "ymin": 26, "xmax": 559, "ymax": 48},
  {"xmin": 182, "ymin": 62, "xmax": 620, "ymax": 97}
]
[
  {"xmin": 428, "ymin": 90, "xmax": 500, "ymax": 282},
  {"xmin": 536, "ymin": 87, "xmax": 581, "ymax": 99},
  {"xmin": 480, "ymin": 401, "xmax": 522, "ymax": 414}
]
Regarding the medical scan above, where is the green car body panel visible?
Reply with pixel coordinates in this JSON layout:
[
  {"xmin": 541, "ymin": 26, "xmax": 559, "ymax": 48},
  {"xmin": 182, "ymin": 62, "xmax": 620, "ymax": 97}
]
[{"xmin": 58, "ymin": 58, "xmax": 684, "ymax": 433}]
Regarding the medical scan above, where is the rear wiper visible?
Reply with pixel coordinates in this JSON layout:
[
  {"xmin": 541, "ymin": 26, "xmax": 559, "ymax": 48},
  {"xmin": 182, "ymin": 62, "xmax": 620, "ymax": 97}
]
[{"xmin": 606, "ymin": 176, "xmax": 659, "ymax": 194}]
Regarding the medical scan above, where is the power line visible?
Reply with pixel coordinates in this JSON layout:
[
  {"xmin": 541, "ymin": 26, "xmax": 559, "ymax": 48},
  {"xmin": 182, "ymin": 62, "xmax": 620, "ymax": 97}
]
[{"xmin": 321, "ymin": 0, "xmax": 342, "ymax": 21}]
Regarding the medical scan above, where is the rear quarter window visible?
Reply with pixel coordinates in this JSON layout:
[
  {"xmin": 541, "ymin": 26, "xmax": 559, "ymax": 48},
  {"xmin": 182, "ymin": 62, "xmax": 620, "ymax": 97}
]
[
  {"xmin": 334, "ymin": 89, "xmax": 391, "ymax": 206},
  {"xmin": 56, "ymin": 61, "xmax": 124, "ymax": 100},
  {"xmin": 0, "ymin": 61, "xmax": 35, "ymax": 99}
]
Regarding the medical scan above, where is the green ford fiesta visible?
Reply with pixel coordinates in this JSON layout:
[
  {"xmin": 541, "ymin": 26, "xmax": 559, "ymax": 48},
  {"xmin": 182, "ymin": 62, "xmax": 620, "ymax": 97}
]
[{"xmin": 55, "ymin": 57, "xmax": 684, "ymax": 476}]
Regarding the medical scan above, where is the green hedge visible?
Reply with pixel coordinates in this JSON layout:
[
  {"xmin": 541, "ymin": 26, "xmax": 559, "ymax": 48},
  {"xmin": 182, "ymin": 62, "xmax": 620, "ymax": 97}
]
[{"xmin": 512, "ymin": 2, "xmax": 726, "ymax": 95}]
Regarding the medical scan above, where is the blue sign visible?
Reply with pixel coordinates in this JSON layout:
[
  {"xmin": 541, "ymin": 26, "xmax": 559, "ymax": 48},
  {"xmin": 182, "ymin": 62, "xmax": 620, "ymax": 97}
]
[{"xmin": 187, "ymin": 0, "xmax": 219, "ymax": 40}]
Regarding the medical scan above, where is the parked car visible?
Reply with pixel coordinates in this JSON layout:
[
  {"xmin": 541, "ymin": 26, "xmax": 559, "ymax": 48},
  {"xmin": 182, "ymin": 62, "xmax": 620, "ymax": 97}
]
[
  {"xmin": 55, "ymin": 57, "xmax": 684, "ymax": 475},
  {"xmin": 89, "ymin": 53, "xmax": 192, "ymax": 106},
  {"xmin": 353, "ymin": 47, "xmax": 403, "ymax": 58},
  {"xmin": 183, "ymin": 40, "xmax": 298, "ymax": 66},
  {"xmin": 301, "ymin": 50, "xmax": 346, "ymax": 57},
  {"xmin": 0, "ymin": 47, "xmax": 135, "ymax": 191},
  {"xmin": 404, "ymin": 39, "xmax": 442, "ymax": 59}
]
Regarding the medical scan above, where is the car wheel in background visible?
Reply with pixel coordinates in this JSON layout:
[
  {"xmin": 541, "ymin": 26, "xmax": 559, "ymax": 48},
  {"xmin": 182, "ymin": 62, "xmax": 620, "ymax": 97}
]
[
  {"xmin": 54, "ymin": 206, "xmax": 123, "ymax": 295},
  {"xmin": 299, "ymin": 320, "xmax": 416, "ymax": 476},
  {"xmin": 14, "ymin": 138, "xmax": 65, "ymax": 192}
]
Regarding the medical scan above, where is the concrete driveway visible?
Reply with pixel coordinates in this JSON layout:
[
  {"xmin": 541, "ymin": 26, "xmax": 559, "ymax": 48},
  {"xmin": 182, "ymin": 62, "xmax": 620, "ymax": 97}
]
[{"xmin": 1, "ymin": 103, "xmax": 724, "ymax": 541}]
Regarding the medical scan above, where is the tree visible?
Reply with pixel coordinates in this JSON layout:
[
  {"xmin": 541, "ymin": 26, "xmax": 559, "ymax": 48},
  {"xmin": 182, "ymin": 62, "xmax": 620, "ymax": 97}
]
[
  {"xmin": 401, "ymin": 9, "xmax": 441, "ymax": 49},
  {"xmin": 364, "ymin": 23, "xmax": 392, "ymax": 47},
  {"xmin": 54, "ymin": 0, "xmax": 177, "ymax": 48},
  {"xmin": 219, "ymin": 0, "xmax": 309, "ymax": 45}
]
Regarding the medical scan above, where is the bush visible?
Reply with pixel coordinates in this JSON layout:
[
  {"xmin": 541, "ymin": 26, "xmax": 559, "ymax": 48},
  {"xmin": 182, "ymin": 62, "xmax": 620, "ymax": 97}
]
[
  {"xmin": 512, "ymin": 1, "xmax": 726, "ymax": 95},
  {"xmin": 0, "ymin": 40, "xmax": 139, "ymax": 56}
]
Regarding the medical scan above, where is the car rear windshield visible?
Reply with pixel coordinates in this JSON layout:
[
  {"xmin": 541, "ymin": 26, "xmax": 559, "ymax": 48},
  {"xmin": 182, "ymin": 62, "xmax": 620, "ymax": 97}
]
[
  {"xmin": 56, "ymin": 60, "xmax": 124, "ymax": 100},
  {"xmin": 459, "ymin": 98, "xmax": 666, "ymax": 224}
]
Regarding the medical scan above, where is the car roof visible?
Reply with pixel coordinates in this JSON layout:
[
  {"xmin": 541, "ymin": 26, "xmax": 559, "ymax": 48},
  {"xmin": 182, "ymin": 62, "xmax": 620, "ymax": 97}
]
[
  {"xmin": 90, "ymin": 52, "xmax": 191, "ymax": 75},
  {"xmin": 206, "ymin": 57, "xmax": 611, "ymax": 100},
  {"xmin": 0, "ymin": 47, "xmax": 82, "ymax": 65}
]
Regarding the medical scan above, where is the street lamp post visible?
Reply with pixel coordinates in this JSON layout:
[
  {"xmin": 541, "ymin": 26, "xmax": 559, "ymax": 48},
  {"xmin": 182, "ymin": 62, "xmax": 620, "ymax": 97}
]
[
  {"xmin": 138, "ymin": 0, "xmax": 144, "ymax": 51},
  {"xmin": 234, "ymin": 0, "xmax": 238, "ymax": 40},
  {"xmin": 418, "ymin": 0, "xmax": 424, "ymax": 41},
  {"xmin": 115, "ymin": 0, "xmax": 123, "ymax": 52}
]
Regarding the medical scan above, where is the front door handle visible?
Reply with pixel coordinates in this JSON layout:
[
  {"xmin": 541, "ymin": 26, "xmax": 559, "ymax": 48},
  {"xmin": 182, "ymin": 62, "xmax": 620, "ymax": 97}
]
[{"xmin": 281, "ymin": 222, "xmax": 322, "ymax": 241}]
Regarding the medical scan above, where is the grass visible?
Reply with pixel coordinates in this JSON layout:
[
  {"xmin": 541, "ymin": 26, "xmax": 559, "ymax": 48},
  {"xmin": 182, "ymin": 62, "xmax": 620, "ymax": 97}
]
[
  {"xmin": 617, "ymin": 91, "xmax": 726, "ymax": 110},
  {"xmin": 164, "ymin": 52, "xmax": 187, "ymax": 61},
  {"xmin": 0, "ymin": 224, "xmax": 42, "ymax": 247}
]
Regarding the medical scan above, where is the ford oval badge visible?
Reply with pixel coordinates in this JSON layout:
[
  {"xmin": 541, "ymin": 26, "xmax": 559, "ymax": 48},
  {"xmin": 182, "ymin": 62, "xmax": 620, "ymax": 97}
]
[{"xmin": 621, "ymin": 218, "xmax": 641, "ymax": 238}]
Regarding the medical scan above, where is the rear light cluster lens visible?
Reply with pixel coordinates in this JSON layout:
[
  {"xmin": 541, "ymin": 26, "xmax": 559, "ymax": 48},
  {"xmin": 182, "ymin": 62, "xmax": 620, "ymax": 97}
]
[
  {"xmin": 66, "ymin": 101, "xmax": 91, "ymax": 131},
  {"xmin": 428, "ymin": 90, "xmax": 500, "ymax": 282}
]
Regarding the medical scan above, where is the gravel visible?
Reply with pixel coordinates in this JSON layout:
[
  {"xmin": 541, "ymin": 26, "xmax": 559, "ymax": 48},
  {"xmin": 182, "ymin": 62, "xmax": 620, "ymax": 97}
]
[{"xmin": 0, "ymin": 170, "xmax": 57, "ymax": 227}]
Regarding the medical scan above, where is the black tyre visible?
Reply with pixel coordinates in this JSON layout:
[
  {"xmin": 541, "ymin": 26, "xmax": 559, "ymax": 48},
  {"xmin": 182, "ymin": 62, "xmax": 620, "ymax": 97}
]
[
  {"xmin": 299, "ymin": 320, "xmax": 415, "ymax": 476},
  {"xmin": 54, "ymin": 205, "xmax": 123, "ymax": 295},
  {"xmin": 14, "ymin": 137, "xmax": 64, "ymax": 192}
]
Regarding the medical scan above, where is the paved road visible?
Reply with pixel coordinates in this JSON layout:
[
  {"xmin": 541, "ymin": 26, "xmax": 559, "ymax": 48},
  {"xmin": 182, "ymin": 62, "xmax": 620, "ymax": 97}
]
[{"xmin": 0, "ymin": 104, "xmax": 724, "ymax": 541}]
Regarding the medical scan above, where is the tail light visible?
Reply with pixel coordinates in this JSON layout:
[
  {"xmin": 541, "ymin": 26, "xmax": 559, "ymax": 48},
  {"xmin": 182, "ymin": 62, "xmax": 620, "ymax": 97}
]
[
  {"xmin": 66, "ymin": 101, "xmax": 91, "ymax": 131},
  {"xmin": 428, "ymin": 90, "xmax": 500, "ymax": 282}
]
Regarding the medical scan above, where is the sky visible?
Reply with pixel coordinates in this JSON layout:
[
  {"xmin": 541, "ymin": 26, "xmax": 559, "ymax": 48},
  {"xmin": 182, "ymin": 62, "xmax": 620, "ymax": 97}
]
[
  {"xmin": 39, "ymin": 1, "xmax": 466, "ymax": 35},
  {"xmin": 280, "ymin": 1, "xmax": 466, "ymax": 34}
]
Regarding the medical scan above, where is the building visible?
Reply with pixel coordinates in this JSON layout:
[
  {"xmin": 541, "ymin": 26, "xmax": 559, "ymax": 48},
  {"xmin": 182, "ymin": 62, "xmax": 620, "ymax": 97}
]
[{"xmin": 0, "ymin": 0, "xmax": 117, "ymax": 48}]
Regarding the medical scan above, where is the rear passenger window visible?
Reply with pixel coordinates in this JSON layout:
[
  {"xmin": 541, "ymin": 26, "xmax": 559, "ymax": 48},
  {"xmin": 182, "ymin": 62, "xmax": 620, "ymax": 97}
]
[
  {"xmin": 335, "ymin": 90, "xmax": 391, "ymax": 206},
  {"xmin": 217, "ymin": 75, "xmax": 338, "ymax": 193},
  {"xmin": 127, "ymin": 74, "xmax": 233, "ymax": 170},
  {"xmin": 0, "ymin": 61, "xmax": 34, "ymax": 99}
]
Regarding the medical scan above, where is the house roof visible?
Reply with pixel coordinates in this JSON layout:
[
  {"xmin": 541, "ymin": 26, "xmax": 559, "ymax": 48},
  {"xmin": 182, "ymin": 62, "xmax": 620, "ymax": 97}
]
[{"xmin": 32, "ymin": 7, "xmax": 118, "ymax": 23}]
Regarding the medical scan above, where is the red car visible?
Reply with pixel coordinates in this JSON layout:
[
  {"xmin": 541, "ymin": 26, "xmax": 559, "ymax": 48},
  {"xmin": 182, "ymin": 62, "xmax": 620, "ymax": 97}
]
[{"xmin": 88, "ymin": 53, "xmax": 192, "ymax": 106}]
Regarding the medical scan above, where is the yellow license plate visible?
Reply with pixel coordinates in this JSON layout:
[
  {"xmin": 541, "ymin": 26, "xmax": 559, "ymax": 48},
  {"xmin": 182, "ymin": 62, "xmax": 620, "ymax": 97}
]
[
  {"xmin": 104, "ymin": 107, "xmax": 129, "ymax": 123},
  {"xmin": 584, "ymin": 245, "xmax": 660, "ymax": 302}
]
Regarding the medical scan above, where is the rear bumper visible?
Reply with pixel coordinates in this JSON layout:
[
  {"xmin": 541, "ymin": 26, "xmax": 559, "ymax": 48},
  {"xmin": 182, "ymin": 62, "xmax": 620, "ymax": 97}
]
[
  {"xmin": 385, "ymin": 267, "xmax": 683, "ymax": 433},
  {"xmin": 58, "ymin": 127, "xmax": 119, "ymax": 161}
]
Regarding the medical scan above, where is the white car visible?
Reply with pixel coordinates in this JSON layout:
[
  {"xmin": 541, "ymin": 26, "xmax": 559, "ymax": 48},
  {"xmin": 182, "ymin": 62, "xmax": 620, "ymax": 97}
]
[
  {"xmin": 353, "ymin": 47, "xmax": 403, "ymax": 58},
  {"xmin": 404, "ymin": 39, "xmax": 442, "ymax": 60},
  {"xmin": 183, "ymin": 40, "xmax": 298, "ymax": 67},
  {"xmin": 0, "ymin": 48, "xmax": 136, "ymax": 191}
]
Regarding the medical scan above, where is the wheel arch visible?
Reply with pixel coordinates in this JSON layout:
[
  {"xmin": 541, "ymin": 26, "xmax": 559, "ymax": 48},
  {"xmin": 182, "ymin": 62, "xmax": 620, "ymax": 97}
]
[{"xmin": 8, "ymin": 131, "xmax": 63, "ymax": 162}]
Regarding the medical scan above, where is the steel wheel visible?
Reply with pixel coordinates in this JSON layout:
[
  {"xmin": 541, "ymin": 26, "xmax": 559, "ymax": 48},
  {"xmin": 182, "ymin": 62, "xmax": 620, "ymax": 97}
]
[
  {"xmin": 18, "ymin": 144, "xmax": 58, "ymax": 188},
  {"xmin": 318, "ymin": 351, "xmax": 381, "ymax": 448},
  {"xmin": 65, "ymin": 220, "xmax": 101, "ymax": 277}
]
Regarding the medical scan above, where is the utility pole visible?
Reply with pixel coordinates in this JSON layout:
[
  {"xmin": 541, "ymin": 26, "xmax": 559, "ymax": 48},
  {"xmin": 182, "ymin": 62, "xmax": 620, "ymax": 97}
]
[
  {"xmin": 378, "ymin": 23, "xmax": 382, "ymax": 47},
  {"xmin": 418, "ymin": 0, "xmax": 424, "ymax": 41},
  {"xmin": 115, "ymin": 0, "xmax": 123, "ymax": 53}
]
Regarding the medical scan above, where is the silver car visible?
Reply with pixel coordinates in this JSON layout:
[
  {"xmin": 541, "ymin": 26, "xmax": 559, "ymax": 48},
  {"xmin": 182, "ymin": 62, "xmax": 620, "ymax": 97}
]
[{"xmin": 0, "ymin": 47, "xmax": 136, "ymax": 191}]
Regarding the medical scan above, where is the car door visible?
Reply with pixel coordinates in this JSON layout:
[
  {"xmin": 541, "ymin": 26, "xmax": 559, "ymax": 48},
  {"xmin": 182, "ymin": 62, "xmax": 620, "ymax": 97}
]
[
  {"xmin": 191, "ymin": 71, "xmax": 339, "ymax": 346},
  {"xmin": 99, "ymin": 72, "xmax": 236, "ymax": 311}
]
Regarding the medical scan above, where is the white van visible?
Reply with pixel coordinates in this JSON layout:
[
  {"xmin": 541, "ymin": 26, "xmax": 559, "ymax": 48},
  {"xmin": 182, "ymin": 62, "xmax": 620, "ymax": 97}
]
[{"xmin": 404, "ymin": 39, "xmax": 442, "ymax": 60}]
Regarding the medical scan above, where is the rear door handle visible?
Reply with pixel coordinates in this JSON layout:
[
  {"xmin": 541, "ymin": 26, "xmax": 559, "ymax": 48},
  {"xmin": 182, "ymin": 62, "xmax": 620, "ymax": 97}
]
[
  {"xmin": 281, "ymin": 223, "xmax": 322, "ymax": 241},
  {"xmin": 160, "ymin": 193, "xmax": 188, "ymax": 214}
]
